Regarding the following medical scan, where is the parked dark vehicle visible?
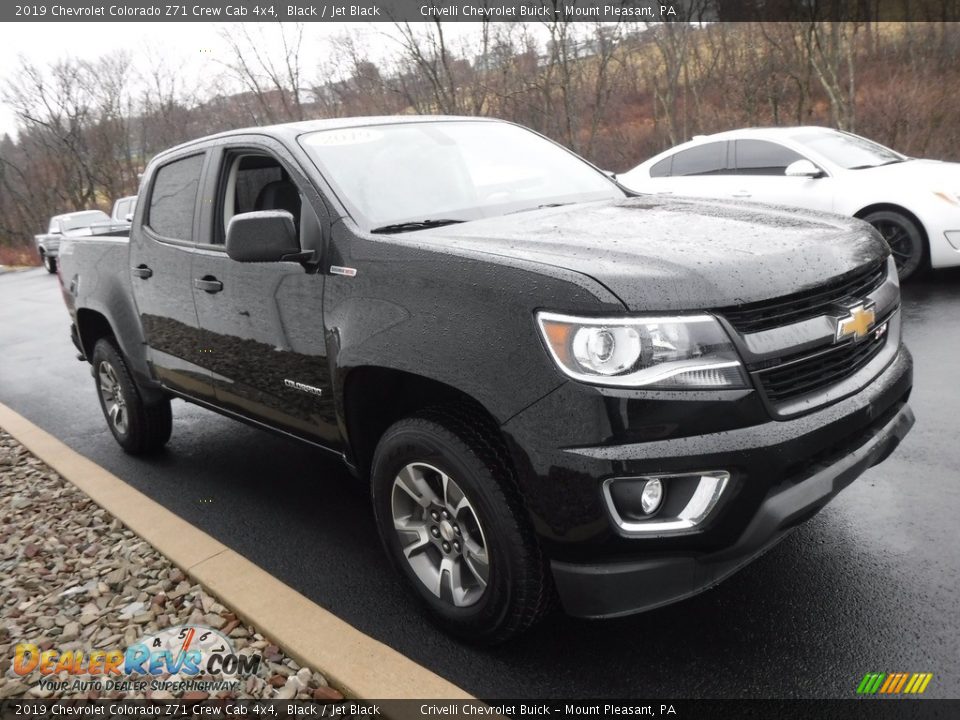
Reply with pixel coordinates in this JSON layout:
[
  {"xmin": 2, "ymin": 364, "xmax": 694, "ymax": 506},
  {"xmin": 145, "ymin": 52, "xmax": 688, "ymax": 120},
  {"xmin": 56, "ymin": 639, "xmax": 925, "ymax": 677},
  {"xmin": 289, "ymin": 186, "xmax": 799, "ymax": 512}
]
[
  {"xmin": 58, "ymin": 117, "xmax": 914, "ymax": 643},
  {"xmin": 35, "ymin": 210, "xmax": 110, "ymax": 273}
]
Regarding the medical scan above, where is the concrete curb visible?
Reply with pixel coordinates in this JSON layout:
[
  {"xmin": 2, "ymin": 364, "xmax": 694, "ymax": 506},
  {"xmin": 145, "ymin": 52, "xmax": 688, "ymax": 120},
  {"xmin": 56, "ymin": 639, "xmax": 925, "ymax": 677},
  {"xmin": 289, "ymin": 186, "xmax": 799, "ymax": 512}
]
[{"xmin": 0, "ymin": 400, "xmax": 473, "ymax": 701}]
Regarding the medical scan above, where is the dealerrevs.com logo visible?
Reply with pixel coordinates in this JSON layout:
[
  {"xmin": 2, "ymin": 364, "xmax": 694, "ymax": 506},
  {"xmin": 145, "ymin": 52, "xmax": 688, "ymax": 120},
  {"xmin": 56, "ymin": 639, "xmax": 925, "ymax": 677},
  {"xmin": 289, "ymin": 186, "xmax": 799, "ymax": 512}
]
[
  {"xmin": 13, "ymin": 625, "xmax": 261, "ymax": 694},
  {"xmin": 857, "ymin": 672, "xmax": 934, "ymax": 695}
]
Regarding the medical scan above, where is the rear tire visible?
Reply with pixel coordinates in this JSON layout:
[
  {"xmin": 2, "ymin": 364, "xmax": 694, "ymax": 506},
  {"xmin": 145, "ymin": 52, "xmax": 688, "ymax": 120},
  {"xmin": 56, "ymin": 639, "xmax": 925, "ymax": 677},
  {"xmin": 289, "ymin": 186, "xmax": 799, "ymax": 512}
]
[
  {"xmin": 370, "ymin": 407, "xmax": 551, "ymax": 644},
  {"xmin": 91, "ymin": 338, "xmax": 172, "ymax": 455},
  {"xmin": 863, "ymin": 210, "xmax": 926, "ymax": 281},
  {"xmin": 42, "ymin": 254, "xmax": 57, "ymax": 274}
]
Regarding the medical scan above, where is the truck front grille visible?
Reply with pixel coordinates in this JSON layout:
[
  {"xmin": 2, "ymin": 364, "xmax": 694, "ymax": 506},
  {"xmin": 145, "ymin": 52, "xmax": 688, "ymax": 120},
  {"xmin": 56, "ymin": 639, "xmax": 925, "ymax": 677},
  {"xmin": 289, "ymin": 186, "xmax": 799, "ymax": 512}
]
[
  {"xmin": 754, "ymin": 323, "xmax": 889, "ymax": 402},
  {"xmin": 718, "ymin": 260, "xmax": 887, "ymax": 334}
]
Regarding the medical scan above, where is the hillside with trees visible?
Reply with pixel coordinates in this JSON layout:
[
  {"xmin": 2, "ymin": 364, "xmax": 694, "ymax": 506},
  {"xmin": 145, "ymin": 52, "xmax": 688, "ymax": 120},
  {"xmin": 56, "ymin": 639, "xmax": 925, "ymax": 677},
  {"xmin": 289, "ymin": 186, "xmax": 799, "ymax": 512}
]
[{"xmin": 1, "ymin": 21, "xmax": 958, "ymax": 265}]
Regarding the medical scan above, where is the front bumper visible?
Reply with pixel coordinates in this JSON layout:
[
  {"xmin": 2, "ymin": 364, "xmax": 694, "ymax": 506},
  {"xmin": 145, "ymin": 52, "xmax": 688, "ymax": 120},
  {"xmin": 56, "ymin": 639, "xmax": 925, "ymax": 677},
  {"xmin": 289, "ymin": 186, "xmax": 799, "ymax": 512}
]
[
  {"xmin": 502, "ymin": 343, "xmax": 914, "ymax": 618},
  {"xmin": 551, "ymin": 399, "xmax": 913, "ymax": 618}
]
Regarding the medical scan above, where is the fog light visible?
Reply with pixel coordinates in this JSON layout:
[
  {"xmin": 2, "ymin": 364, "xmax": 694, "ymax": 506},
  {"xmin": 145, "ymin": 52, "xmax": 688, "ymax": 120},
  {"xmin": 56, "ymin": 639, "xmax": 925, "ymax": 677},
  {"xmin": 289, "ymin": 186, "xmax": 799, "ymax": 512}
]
[
  {"xmin": 640, "ymin": 479, "xmax": 663, "ymax": 514},
  {"xmin": 603, "ymin": 471, "xmax": 730, "ymax": 535}
]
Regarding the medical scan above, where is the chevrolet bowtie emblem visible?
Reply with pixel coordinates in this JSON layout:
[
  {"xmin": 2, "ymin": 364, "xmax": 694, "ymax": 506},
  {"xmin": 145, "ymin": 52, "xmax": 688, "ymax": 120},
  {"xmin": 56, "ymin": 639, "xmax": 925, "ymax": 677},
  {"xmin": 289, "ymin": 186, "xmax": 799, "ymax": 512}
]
[{"xmin": 836, "ymin": 302, "xmax": 876, "ymax": 342}]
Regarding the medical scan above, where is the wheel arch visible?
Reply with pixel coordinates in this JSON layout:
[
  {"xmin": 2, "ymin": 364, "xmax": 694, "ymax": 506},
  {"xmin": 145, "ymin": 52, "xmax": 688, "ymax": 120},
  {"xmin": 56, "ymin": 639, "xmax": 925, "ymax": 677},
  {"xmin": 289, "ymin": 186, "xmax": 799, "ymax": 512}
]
[
  {"xmin": 75, "ymin": 307, "xmax": 165, "ymax": 404},
  {"xmin": 854, "ymin": 202, "xmax": 929, "ymax": 247},
  {"xmin": 341, "ymin": 366, "xmax": 505, "ymax": 477},
  {"xmin": 76, "ymin": 308, "xmax": 117, "ymax": 359}
]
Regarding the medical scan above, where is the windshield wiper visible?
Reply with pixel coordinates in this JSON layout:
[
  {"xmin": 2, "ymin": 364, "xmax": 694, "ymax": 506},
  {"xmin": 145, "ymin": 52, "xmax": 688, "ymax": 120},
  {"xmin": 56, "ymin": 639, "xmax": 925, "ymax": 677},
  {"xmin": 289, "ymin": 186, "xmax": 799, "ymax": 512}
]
[
  {"xmin": 370, "ymin": 219, "xmax": 466, "ymax": 234},
  {"xmin": 508, "ymin": 202, "xmax": 572, "ymax": 215},
  {"xmin": 848, "ymin": 159, "xmax": 905, "ymax": 170}
]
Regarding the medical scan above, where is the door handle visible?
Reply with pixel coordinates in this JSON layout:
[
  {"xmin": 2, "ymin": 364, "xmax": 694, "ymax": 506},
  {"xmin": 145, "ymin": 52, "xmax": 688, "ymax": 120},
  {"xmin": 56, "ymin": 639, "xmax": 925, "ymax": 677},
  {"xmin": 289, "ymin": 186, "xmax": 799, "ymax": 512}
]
[
  {"xmin": 194, "ymin": 276, "xmax": 223, "ymax": 294},
  {"xmin": 732, "ymin": 192, "xmax": 752, "ymax": 199},
  {"xmin": 132, "ymin": 265, "xmax": 153, "ymax": 279}
]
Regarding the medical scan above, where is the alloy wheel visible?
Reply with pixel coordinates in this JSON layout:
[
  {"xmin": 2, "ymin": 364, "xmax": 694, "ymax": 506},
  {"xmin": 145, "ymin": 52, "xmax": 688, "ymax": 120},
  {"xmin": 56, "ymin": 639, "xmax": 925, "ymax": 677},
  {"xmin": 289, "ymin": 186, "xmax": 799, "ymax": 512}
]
[
  {"xmin": 98, "ymin": 361, "xmax": 128, "ymax": 434},
  {"xmin": 390, "ymin": 462, "xmax": 490, "ymax": 607},
  {"xmin": 872, "ymin": 218, "xmax": 916, "ymax": 274}
]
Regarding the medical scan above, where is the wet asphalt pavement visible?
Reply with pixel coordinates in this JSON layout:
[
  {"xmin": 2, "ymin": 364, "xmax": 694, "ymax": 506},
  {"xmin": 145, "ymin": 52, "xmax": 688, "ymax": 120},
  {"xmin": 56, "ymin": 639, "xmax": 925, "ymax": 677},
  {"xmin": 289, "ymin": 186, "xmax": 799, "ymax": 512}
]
[{"xmin": 0, "ymin": 266, "xmax": 958, "ymax": 699}]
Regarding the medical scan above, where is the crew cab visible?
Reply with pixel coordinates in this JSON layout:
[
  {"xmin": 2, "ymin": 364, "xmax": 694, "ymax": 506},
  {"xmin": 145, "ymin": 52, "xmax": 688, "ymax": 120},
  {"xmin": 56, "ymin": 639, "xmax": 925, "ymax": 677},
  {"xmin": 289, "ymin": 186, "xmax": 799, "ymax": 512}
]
[
  {"xmin": 35, "ymin": 210, "xmax": 110, "ymax": 273},
  {"xmin": 58, "ymin": 117, "xmax": 915, "ymax": 643}
]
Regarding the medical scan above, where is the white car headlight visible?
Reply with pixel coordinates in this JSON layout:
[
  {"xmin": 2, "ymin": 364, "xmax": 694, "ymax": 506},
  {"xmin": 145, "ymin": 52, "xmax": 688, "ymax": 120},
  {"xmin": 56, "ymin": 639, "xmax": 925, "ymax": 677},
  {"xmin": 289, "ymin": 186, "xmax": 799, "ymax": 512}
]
[
  {"xmin": 933, "ymin": 191, "xmax": 960, "ymax": 206},
  {"xmin": 536, "ymin": 311, "xmax": 747, "ymax": 388}
]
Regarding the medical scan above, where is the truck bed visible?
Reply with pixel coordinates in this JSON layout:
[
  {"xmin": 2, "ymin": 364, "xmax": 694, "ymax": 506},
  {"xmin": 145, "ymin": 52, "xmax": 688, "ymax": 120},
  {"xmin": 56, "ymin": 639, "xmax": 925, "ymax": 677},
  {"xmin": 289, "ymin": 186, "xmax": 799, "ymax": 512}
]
[{"xmin": 58, "ymin": 234, "xmax": 133, "ymax": 323}]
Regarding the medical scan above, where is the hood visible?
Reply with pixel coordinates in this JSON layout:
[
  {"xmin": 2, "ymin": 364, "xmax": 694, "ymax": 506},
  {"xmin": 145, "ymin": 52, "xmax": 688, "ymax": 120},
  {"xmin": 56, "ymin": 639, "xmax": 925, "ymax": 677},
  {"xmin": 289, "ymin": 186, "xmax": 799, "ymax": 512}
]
[
  {"xmin": 854, "ymin": 158, "xmax": 960, "ymax": 187},
  {"xmin": 414, "ymin": 196, "xmax": 887, "ymax": 311}
]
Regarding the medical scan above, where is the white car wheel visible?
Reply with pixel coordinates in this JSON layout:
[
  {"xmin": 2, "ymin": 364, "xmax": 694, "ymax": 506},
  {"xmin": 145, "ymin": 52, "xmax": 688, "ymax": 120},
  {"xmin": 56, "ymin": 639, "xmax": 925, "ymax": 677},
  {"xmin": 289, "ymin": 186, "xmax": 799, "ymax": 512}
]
[{"xmin": 863, "ymin": 210, "xmax": 926, "ymax": 281}]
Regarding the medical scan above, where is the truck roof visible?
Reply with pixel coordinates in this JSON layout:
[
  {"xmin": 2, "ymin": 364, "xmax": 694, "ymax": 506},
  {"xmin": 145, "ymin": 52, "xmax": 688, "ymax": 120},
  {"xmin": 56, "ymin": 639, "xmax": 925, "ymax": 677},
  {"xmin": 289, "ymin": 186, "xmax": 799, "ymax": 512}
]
[{"xmin": 151, "ymin": 115, "xmax": 500, "ymax": 163}]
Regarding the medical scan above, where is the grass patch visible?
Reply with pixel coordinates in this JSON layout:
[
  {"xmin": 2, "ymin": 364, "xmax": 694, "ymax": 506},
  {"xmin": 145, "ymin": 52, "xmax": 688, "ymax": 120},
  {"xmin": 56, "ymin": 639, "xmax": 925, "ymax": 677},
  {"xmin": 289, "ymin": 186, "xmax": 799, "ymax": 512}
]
[{"xmin": 0, "ymin": 245, "xmax": 40, "ymax": 267}]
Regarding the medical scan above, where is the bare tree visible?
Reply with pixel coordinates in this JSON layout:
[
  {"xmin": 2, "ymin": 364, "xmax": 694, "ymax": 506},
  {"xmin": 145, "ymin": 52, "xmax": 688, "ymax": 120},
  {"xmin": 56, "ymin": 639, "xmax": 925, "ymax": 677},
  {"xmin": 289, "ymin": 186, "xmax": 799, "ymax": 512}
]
[
  {"xmin": 137, "ymin": 45, "xmax": 203, "ymax": 152},
  {"xmin": 4, "ymin": 21, "xmax": 960, "ymax": 257},
  {"xmin": 642, "ymin": 22, "xmax": 694, "ymax": 146},
  {"xmin": 391, "ymin": 21, "xmax": 465, "ymax": 114},
  {"xmin": 219, "ymin": 23, "xmax": 308, "ymax": 123},
  {"xmin": 316, "ymin": 31, "xmax": 401, "ymax": 117},
  {"xmin": 806, "ymin": 22, "xmax": 859, "ymax": 130},
  {"xmin": 4, "ymin": 58, "xmax": 93, "ymax": 209}
]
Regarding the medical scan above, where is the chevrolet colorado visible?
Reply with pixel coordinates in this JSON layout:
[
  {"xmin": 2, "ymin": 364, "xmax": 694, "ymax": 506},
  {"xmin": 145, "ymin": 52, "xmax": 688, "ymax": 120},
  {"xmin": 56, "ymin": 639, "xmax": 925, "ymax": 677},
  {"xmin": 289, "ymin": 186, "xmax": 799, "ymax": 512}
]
[{"xmin": 58, "ymin": 117, "xmax": 915, "ymax": 643}]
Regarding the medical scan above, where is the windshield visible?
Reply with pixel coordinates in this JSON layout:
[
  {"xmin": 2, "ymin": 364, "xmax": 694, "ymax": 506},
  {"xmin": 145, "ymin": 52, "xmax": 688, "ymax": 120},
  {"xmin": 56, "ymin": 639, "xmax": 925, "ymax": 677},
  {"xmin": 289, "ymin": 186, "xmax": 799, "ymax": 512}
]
[
  {"xmin": 791, "ymin": 130, "xmax": 906, "ymax": 170},
  {"xmin": 298, "ymin": 121, "xmax": 624, "ymax": 230},
  {"xmin": 61, "ymin": 211, "xmax": 109, "ymax": 231}
]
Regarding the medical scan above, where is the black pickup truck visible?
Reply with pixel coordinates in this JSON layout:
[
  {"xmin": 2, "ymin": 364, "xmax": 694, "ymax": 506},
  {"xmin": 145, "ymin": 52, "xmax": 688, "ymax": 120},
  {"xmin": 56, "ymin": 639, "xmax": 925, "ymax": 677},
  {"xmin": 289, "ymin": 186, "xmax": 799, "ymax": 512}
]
[{"xmin": 58, "ymin": 116, "xmax": 914, "ymax": 643}]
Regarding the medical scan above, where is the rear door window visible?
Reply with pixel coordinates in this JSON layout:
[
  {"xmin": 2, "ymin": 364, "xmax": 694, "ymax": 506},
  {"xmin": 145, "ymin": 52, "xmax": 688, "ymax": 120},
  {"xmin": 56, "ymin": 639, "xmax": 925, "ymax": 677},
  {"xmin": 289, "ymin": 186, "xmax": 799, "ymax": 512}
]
[
  {"xmin": 649, "ymin": 156, "xmax": 673, "ymax": 178},
  {"xmin": 147, "ymin": 154, "xmax": 205, "ymax": 242},
  {"xmin": 670, "ymin": 142, "xmax": 730, "ymax": 176},
  {"xmin": 735, "ymin": 140, "xmax": 804, "ymax": 176}
]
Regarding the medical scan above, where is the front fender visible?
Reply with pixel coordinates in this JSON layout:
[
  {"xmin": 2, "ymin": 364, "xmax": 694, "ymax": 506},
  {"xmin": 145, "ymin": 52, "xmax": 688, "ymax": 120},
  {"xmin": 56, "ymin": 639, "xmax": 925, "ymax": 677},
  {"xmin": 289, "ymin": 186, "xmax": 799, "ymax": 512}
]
[{"xmin": 323, "ymin": 228, "xmax": 625, "ymax": 424}]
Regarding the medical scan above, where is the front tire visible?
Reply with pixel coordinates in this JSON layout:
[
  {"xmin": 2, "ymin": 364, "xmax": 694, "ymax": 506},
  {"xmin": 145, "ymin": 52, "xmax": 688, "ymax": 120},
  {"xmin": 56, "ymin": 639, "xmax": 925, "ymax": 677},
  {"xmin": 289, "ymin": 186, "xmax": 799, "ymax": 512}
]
[
  {"xmin": 863, "ymin": 210, "xmax": 926, "ymax": 281},
  {"xmin": 91, "ymin": 338, "xmax": 172, "ymax": 455},
  {"xmin": 42, "ymin": 254, "xmax": 57, "ymax": 274},
  {"xmin": 370, "ymin": 408, "xmax": 551, "ymax": 644}
]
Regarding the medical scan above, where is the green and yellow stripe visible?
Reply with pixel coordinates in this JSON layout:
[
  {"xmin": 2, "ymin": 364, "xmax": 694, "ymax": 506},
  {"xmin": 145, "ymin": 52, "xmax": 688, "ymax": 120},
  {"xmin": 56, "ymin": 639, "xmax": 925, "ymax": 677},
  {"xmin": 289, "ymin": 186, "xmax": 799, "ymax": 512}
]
[{"xmin": 857, "ymin": 672, "xmax": 933, "ymax": 695}]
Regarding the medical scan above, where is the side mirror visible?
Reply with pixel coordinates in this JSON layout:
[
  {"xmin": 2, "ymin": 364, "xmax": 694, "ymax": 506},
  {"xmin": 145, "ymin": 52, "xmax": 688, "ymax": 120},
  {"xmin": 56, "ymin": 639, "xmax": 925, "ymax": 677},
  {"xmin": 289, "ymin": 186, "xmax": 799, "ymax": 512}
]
[
  {"xmin": 603, "ymin": 170, "xmax": 618, "ymax": 181},
  {"xmin": 226, "ymin": 211, "xmax": 311, "ymax": 263},
  {"xmin": 785, "ymin": 159, "xmax": 824, "ymax": 178}
]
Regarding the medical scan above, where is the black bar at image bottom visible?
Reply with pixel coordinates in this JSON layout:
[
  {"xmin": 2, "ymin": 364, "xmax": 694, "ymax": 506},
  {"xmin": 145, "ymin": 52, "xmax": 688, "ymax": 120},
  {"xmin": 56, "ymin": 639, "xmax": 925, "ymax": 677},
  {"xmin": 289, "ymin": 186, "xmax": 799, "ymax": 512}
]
[{"xmin": 1, "ymin": 700, "xmax": 959, "ymax": 720}]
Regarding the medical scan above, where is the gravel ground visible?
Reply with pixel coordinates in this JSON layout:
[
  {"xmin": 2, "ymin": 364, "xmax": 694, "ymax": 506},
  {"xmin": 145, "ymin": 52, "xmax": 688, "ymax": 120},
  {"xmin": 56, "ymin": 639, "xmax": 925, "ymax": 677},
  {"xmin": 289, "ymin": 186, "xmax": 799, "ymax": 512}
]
[{"xmin": 0, "ymin": 430, "xmax": 345, "ymax": 702}]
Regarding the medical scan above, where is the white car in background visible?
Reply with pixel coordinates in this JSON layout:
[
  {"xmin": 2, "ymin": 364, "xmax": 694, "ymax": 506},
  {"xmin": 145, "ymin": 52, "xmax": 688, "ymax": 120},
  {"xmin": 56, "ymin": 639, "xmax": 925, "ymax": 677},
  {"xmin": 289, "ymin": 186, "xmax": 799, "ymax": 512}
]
[{"xmin": 618, "ymin": 127, "xmax": 960, "ymax": 280}]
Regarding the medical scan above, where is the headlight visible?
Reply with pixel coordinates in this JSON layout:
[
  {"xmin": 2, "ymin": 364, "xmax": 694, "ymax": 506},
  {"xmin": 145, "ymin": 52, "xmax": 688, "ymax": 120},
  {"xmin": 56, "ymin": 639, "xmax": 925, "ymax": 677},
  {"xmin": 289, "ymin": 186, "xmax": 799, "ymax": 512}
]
[
  {"xmin": 886, "ymin": 254, "xmax": 899, "ymax": 288},
  {"xmin": 536, "ymin": 311, "xmax": 747, "ymax": 388},
  {"xmin": 933, "ymin": 191, "xmax": 960, "ymax": 206}
]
